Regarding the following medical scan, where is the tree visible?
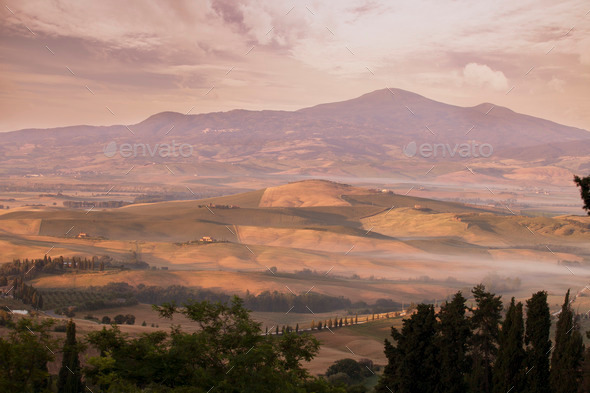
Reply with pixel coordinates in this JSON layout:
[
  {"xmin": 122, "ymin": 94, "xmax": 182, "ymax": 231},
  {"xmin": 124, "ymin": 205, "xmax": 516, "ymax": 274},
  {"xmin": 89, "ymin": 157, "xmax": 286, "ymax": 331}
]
[
  {"xmin": 468, "ymin": 284, "xmax": 503, "ymax": 393},
  {"xmin": 437, "ymin": 291, "xmax": 471, "ymax": 393},
  {"xmin": 159, "ymin": 296, "xmax": 321, "ymax": 391},
  {"xmin": 85, "ymin": 296, "xmax": 326, "ymax": 392},
  {"xmin": 57, "ymin": 320, "xmax": 83, "ymax": 393},
  {"xmin": 550, "ymin": 290, "xmax": 585, "ymax": 393},
  {"xmin": 524, "ymin": 291, "xmax": 552, "ymax": 393},
  {"xmin": 574, "ymin": 175, "xmax": 590, "ymax": 215},
  {"xmin": 101, "ymin": 316, "xmax": 111, "ymax": 324},
  {"xmin": 493, "ymin": 298, "xmax": 525, "ymax": 393},
  {"xmin": 376, "ymin": 304, "xmax": 439, "ymax": 393},
  {"xmin": 326, "ymin": 358, "xmax": 363, "ymax": 382},
  {"xmin": 113, "ymin": 314, "xmax": 126, "ymax": 324},
  {"xmin": 0, "ymin": 318, "xmax": 57, "ymax": 392},
  {"xmin": 580, "ymin": 332, "xmax": 590, "ymax": 393}
]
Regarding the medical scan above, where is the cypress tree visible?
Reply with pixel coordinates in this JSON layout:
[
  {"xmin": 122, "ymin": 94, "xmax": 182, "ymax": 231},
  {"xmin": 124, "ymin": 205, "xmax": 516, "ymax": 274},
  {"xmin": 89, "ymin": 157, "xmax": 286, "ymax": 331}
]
[
  {"xmin": 550, "ymin": 289, "xmax": 585, "ymax": 393},
  {"xmin": 376, "ymin": 304, "xmax": 439, "ymax": 393},
  {"xmin": 493, "ymin": 298, "xmax": 525, "ymax": 393},
  {"xmin": 524, "ymin": 291, "xmax": 551, "ymax": 393},
  {"xmin": 580, "ymin": 334, "xmax": 590, "ymax": 393},
  {"xmin": 468, "ymin": 284, "xmax": 503, "ymax": 393},
  {"xmin": 437, "ymin": 291, "xmax": 471, "ymax": 393},
  {"xmin": 57, "ymin": 320, "xmax": 83, "ymax": 393}
]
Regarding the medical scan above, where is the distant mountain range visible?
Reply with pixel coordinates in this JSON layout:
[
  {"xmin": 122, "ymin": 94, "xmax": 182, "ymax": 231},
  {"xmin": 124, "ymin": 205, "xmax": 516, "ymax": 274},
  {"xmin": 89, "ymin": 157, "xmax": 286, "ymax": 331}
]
[{"xmin": 1, "ymin": 88, "xmax": 589, "ymax": 182}]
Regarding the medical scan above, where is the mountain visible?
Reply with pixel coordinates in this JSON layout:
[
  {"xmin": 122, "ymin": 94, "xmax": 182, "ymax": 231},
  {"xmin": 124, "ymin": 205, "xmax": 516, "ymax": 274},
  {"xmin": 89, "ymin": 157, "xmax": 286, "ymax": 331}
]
[{"xmin": 0, "ymin": 88, "xmax": 588, "ymax": 181}]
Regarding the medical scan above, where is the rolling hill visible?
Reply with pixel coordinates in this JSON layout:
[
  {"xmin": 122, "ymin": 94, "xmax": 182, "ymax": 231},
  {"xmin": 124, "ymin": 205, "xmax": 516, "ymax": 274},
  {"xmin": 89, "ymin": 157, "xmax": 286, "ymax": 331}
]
[{"xmin": 0, "ymin": 180, "xmax": 588, "ymax": 304}]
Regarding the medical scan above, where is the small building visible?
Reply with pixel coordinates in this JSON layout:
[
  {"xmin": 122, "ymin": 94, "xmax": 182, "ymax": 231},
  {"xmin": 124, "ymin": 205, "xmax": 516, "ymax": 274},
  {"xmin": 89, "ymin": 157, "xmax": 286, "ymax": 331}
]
[
  {"xmin": 200, "ymin": 236, "xmax": 215, "ymax": 242},
  {"xmin": 77, "ymin": 233, "xmax": 90, "ymax": 239}
]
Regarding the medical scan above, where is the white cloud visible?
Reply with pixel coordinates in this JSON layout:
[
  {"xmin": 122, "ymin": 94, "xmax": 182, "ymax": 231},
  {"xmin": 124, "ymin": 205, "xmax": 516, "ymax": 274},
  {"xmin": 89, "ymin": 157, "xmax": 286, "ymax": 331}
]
[
  {"xmin": 547, "ymin": 77, "xmax": 565, "ymax": 92},
  {"xmin": 462, "ymin": 63, "xmax": 509, "ymax": 91}
]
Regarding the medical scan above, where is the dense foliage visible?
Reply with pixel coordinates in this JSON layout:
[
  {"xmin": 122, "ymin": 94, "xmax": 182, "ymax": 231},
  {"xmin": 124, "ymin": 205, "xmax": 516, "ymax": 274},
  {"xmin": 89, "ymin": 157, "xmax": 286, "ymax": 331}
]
[
  {"xmin": 10, "ymin": 277, "xmax": 44, "ymax": 309},
  {"xmin": 574, "ymin": 174, "xmax": 590, "ymax": 215},
  {"xmin": 0, "ymin": 318, "xmax": 58, "ymax": 392},
  {"xmin": 377, "ymin": 286, "xmax": 586, "ymax": 393},
  {"xmin": 83, "ymin": 296, "xmax": 343, "ymax": 392}
]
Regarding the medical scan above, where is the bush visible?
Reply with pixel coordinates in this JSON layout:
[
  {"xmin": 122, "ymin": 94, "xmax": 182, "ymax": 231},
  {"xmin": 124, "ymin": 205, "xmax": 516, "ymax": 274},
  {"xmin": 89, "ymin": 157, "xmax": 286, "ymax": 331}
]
[
  {"xmin": 0, "ymin": 310, "xmax": 11, "ymax": 326},
  {"xmin": 327, "ymin": 372, "xmax": 351, "ymax": 386},
  {"xmin": 124, "ymin": 314, "xmax": 135, "ymax": 325},
  {"xmin": 325, "ymin": 358, "xmax": 363, "ymax": 383},
  {"xmin": 358, "ymin": 358, "xmax": 374, "ymax": 377},
  {"xmin": 347, "ymin": 385, "xmax": 368, "ymax": 393},
  {"xmin": 113, "ymin": 314, "xmax": 126, "ymax": 324},
  {"xmin": 113, "ymin": 314, "xmax": 135, "ymax": 325}
]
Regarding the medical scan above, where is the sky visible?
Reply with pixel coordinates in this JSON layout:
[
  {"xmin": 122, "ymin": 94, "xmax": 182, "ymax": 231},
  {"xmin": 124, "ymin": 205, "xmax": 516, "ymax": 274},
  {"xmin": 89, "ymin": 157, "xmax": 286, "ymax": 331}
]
[{"xmin": 1, "ymin": 0, "xmax": 589, "ymax": 132}]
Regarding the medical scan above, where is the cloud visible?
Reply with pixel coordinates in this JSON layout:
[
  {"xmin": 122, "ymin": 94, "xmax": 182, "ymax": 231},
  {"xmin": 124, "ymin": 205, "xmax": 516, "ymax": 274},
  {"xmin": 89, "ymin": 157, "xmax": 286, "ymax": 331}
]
[
  {"xmin": 0, "ymin": 0, "xmax": 589, "ymax": 132},
  {"xmin": 547, "ymin": 77, "xmax": 565, "ymax": 92},
  {"xmin": 211, "ymin": 0, "xmax": 247, "ymax": 33},
  {"xmin": 462, "ymin": 63, "xmax": 509, "ymax": 91}
]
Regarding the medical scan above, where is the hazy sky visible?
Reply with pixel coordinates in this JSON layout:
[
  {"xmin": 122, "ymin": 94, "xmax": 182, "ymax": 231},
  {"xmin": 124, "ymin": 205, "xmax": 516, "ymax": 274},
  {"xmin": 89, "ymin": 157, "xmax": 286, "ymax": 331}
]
[{"xmin": 1, "ymin": 0, "xmax": 589, "ymax": 132}]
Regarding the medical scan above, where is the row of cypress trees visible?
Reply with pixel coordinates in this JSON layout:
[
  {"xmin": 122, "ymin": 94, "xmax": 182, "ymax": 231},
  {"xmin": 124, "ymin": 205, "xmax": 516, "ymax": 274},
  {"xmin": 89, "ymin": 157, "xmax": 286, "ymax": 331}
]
[{"xmin": 376, "ymin": 285, "xmax": 584, "ymax": 393}]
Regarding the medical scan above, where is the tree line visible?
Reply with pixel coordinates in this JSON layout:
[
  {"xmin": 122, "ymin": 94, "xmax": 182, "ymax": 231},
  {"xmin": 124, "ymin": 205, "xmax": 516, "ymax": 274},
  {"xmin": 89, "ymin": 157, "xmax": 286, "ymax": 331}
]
[
  {"xmin": 0, "ymin": 256, "xmax": 151, "ymax": 286},
  {"xmin": 0, "ymin": 297, "xmax": 348, "ymax": 393},
  {"xmin": 0, "ymin": 256, "xmax": 111, "ymax": 280},
  {"xmin": 376, "ymin": 285, "xmax": 585, "ymax": 393},
  {"xmin": 90, "ymin": 282, "xmax": 357, "ymax": 313},
  {"xmin": 9, "ymin": 277, "xmax": 44, "ymax": 309},
  {"xmin": 62, "ymin": 200, "xmax": 131, "ymax": 208},
  {"xmin": 1, "ymin": 287, "xmax": 589, "ymax": 392}
]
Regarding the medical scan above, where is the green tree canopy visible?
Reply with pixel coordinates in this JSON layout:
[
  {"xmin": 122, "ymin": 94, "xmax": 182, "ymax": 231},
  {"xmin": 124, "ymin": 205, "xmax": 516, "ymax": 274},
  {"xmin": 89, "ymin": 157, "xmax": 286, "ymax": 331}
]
[
  {"xmin": 437, "ymin": 291, "xmax": 471, "ymax": 393},
  {"xmin": 0, "ymin": 317, "xmax": 57, "ymax": 393},
  {"xmin": 524, "ymin": 290, "xmax": 552, "ymax": 393},
  {"xmin": 550, "ymin": 290, "xmax": 585, "ymax": 393},
  {"xmin": 574, "ymin": 175, "xmax": 590, "ymax": 215},
  {"xmin": 85, "ymin": 296, "xmax": 326, "ymax": 392},
  {"xmin": 493, "ymin": 298, "xmax": 525, "ymax": 393},
  {"xmin": 376, "ymin": 304, "xmax": 439, "ymax": 393},
  {"xmin": 57, "ymin": 319, "xmax": 83, "ymax": 393},
  {"xmin": 468, "ymin": 284, "xmax": 503, "ymax": 393}
]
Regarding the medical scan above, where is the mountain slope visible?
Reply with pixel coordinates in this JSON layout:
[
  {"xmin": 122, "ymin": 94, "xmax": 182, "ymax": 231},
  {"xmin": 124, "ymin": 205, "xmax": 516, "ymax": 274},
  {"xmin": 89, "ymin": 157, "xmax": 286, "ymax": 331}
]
[{"xmin": 0, "ymin": 89, "xmax": 588, "ymax": 180}]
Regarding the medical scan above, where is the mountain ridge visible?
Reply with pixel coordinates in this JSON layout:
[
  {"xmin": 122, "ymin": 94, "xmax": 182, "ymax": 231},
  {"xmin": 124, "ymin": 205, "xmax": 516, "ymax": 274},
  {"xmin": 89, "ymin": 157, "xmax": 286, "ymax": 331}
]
[{"xmin": 0, "ymin": 88, "xmax": 588, "ymax": 185}]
